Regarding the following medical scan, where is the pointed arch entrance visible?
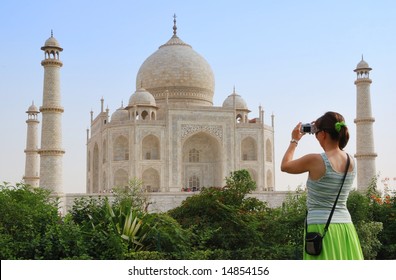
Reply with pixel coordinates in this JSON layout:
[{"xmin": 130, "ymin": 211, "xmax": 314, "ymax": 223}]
[
  {"xmin": 182, "ymin": 132, "xmax": 222, "ymax": 190},
  {"xmin": 142, "ymin": 168, "xmax": 160, "ymax": 192}
]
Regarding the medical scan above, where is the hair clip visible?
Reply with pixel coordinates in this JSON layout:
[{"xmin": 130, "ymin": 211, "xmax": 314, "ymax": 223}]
[{"xmin": 335, "ymin": 121, "xmax": 346, "ymax": 132}]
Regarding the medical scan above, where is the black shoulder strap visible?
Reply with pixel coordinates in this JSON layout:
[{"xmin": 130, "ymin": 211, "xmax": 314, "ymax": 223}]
[{"xmin": 322, "ymin": 153, "xmax": 350, "ymax": 237}]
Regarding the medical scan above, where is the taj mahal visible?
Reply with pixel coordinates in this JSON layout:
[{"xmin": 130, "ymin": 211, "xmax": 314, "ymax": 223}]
[
  {"xmin": 85, "ymin": 17, "xmax": 275, "ymax": 194},
  {"xmin": 22, "ymin": 17, "xmax": 377, "ymax": 212}
]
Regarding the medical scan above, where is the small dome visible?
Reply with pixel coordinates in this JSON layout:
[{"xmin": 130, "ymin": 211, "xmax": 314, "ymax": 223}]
[
  {"xmin": 354, "ymin": 57, "xmax": 372, "ymax": 73},
  {"xmin": 128, "ymin": 88, "xmax": 156, "ymax": 107},
  {"xmin": 27, "ymin": 102, "xmax": 39, "ymax": 113},
  {"xmin": 111, "ymin": 106, "xmax": 129, "ymax": 122},
  {"xmin": 356, "ymin": 59, "xmax": 369, "ymax": 69},
  {"xmin": 222, "ymin": 90, "xmax": 248, "ymax": 110},
  {"xmin": 41, "ymin": 32, "xmax": 63, "ymax": 51},
  {"xmin": 45, "ymin": 36, "xmax": 60, "ymax": 47}
]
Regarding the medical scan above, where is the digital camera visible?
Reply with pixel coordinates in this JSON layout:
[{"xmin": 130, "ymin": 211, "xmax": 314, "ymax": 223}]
[{"xmin": 300, "ymin": 123, "xmax": 318, "ymax": 134}]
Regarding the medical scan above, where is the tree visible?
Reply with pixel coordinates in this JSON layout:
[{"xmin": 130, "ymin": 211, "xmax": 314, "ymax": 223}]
[
  {"xmin": 365, "ymin": 186, "xmax": 396, "ymax": 259},
  {"xmin": 111, "ymin": 178, "xmax": 150, "ymax": 212},
  {"xmin": 130, "ymin": 212, "xmax": 193, "ymax": 259},
  {"xmin": 257, "ymin": 188, "xmax": 307, "ymax": 259},
  {"xmin": 222, "ymin": 169, "xmax": 257, "ymax": 206},
  {"xmin": 69, "ymin": 178, "xmax": 153, "ymax": 258},
  {"xmin": 169, "ymin": 170, "xmax": 265, "ymax": 252},
  {"xmin": 69, "ymin": 196, "xmax": 126, "ymax": 259},
  {"xmin": 0, "ymin": 183, "xmax": 86, "ymax": 259}
]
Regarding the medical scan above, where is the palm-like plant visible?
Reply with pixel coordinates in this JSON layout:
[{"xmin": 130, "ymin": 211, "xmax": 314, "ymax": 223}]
[{"xmin": 105, "ymin": 198, "xmax": 150, "ymax": 252}]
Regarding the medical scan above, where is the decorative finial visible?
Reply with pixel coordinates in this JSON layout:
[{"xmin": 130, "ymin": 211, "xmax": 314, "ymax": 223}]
[
  {"xmin": 361, "ymin": 54, "xmax": 364, "ymax": 61},
  {"xmin": 51, "ymin": 29, "xmax": 53, "ymax": 37},
  {"xmin": 233, "ymin": 85, "xmax": 236, "ymax": 94},
  {"xmin": 173, "ymin": 14, "xmax": 177, "ymax": 36}
]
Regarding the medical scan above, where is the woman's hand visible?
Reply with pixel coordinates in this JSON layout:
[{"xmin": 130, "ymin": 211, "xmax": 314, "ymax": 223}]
[{"xmin": 291, "ymin": 122, "xmax": 304, "ymax": 142}]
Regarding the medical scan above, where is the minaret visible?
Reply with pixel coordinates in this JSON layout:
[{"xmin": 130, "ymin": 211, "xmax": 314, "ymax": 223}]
[
  {"xmin": 23, "ymin": 102, "xmax": 40, "ymax": 187},
  {"xmin": 38, "ymin": 32, "xmax": 65, "ymax": 193},
  {"xmin": 354, "ymin": 57, "xmax": 377, "ymax": 192}
]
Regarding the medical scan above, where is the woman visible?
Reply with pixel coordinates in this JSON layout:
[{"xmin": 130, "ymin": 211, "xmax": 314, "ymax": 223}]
[{"xmin": 281, "ymin": 111, "xmax": 363, "ymax": 260}]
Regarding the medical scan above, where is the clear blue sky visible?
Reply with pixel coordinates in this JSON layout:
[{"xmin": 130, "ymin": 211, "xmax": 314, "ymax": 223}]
[{"xmin": 1, "ymin": 0, "xmax": 395, "ymax": 193}]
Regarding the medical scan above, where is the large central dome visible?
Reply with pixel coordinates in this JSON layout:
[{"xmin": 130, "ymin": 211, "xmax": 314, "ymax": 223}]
[{"xmin": 136, "ymin": 20, "xmax": 215, "ymax": 106}]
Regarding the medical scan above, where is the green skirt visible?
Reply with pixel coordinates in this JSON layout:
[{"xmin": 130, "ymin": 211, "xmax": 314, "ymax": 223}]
[{"xmin": 304, "ymin": 223, "xmax": 364, "ymax": 260}]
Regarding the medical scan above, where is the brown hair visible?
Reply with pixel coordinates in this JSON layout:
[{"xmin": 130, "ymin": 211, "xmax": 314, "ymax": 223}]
[{"xmin": 315, "ymin": 111, "xmax": 349, "ymax": 150}]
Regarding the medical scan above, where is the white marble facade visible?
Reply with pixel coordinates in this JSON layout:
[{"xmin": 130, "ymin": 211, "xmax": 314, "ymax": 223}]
[{"xmin": 86, "ymin": 20, "xmax": 275, "ymax": 194}]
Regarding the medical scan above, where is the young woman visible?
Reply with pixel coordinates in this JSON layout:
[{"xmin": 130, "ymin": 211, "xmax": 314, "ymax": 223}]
[{"xmin": 281, "ymin": 111, "xmax": 363, "ymax": 260}]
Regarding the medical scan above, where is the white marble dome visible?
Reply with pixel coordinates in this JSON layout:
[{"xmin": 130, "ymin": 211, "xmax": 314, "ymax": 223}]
[
  {"xmin": 111, "ymin": 106, "xmax": 129, "ymax": 122},
  {"xmin": 129, "ymin": 88, "xmax": 156, "ymax": 107},
  {"xmin": 136, "ymin": 30, "xmax": 215, "ymax": 106},
  {"xmin": 27, "ymin": 102, "xmax": 39, "ymax": 113},
  {"xmin": 222, "ymin": 91, "xmax": 249, "ymax": 110},
  {"xmin": 42, "ymin": 33, "xmax": 63, "ymax": 50},
  {"xmin": 356, "ymin": 59, "xmax": 370, "ymax": 69}
]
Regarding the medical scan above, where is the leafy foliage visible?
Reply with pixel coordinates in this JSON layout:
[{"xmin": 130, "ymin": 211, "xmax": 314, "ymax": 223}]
[
  {"xmin": 143, "ymin": 213, "xmax": 193, "ymax": 256},
  {"xmin": 258, "ymin": 190, "xmax": 307, "ymax": 259},
  {"xmin": 223, "ymin": 169, "xmax": 257, "ymax": 206},
  {"xmin": 1, "ymin": 171, "xmax": 395, "ymax": 260},
  {"xmin": 169, "ymin": 170, "xmax": 266, "ymax": 253},
  {"xmin": 69, "ymin": 196, "xmax": 126, "ymax": 259},
  {"xmin": 111, "ymin": 178, "xmax": 150, "ymax": 212},
  {"xmin": 104, "ymin": 198, "xmax": 150, "ymax": 252},
  {"xmin": 0, "ymin": 183, "xmax": 87, "ymax": 259},
  {"xmin": 355, "ymin": 221, "xmax": 383, "ymax": 260},
  {"xmin": 368, "ymin": 192, "xmax": 396, "ymax": 259}
]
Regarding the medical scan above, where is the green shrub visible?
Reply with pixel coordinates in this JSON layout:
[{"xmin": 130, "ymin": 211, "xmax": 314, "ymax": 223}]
[
  {"xmin": 169, "ymin": 170, "xmax": 264, "ymax": 251},
  {"xmin": 144, "ymin": 213, "xmax": 193, "ymax": 256},
  {"xmin": 0, "ymin": 183, "xmax": 87, "ymax": 259},
  {"xmin": 69, "ymin": 196, "xmax": 127, "ymax": 259}
]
